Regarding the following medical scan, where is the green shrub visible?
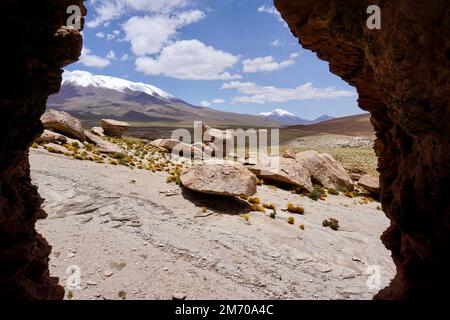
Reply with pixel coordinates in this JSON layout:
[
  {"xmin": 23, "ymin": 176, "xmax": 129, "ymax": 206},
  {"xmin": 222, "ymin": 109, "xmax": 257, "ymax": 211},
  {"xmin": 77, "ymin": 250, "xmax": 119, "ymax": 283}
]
[
  {"xmin": 322, "ymin": 218, "xmax": 340, "ymax": 231},
  {"xmin": 328, "ymin": 188, "xmax": 339, "ymax": 195}
]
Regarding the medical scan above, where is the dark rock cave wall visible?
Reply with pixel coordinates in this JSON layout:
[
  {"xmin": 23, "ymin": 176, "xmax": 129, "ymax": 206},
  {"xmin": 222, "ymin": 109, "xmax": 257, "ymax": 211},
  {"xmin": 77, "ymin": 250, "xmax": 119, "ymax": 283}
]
[
  {"xmin": 274, "ymin": 0, "xmax": 449, "ymax": 299},
  {"xmin": 0, "ymin": 0, "xmax": 85, "ymax": 299}
]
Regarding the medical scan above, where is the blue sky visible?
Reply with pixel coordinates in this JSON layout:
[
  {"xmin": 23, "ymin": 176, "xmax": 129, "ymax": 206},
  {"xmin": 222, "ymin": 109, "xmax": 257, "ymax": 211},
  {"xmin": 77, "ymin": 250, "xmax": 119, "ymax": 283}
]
[{"xmin": 69, "ymin": 0, "xmax": 362, "ymax": 120}]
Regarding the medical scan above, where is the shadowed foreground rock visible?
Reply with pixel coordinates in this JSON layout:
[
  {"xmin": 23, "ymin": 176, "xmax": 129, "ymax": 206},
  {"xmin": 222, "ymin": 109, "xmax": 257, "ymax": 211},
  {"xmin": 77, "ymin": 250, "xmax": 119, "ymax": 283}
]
[
  {"xmin": 0, "ymin": 0, "xmax": 85, "ymax": 299},
  {"xmin": 274, "ymin": 0, "xmax": 449, "ymax": 299}
]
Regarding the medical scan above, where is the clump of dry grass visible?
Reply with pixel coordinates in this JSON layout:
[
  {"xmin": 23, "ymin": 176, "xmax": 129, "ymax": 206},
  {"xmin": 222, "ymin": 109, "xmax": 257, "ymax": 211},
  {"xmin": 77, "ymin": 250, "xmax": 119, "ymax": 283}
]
[
  {"xmin": 247, "ymin": 197, "xmax": 261, "ymax": 204},
  {"xmin": 287, "ymin": 216, "xmax": 295, "ymax": 225},
  {"xmin": 287, "ymin": 203, "xmax": 305, "ymax": 214},
  {"xmin": 262, "ymin": 203, "xmax": 276, "ymax": 210},
  {"xmin": 250, "ymin": 204, "xmax": 265, "ymax": 212}
]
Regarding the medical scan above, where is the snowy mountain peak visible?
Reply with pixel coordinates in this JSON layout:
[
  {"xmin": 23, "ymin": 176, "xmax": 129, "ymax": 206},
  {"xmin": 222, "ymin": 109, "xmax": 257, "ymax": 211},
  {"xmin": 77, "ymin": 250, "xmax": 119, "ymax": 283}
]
[
  {"xmin": 62, "ymin": 70, "xmax": 175, "ymax": 100},
  {"xmin": 259, "ymin": 109, "xmax": 335, "ymax": 125},
  {"xmin": 260, "ymin": 109, "xmax": 296, "ymax": 117}
]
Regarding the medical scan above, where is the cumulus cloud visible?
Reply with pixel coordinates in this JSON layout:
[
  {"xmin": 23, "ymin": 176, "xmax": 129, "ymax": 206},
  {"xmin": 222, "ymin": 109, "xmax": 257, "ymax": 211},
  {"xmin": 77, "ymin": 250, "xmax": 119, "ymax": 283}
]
[
  {"xmin": 135, "ymin": 40, "xmax": 241, "ymax": 80},
  {"xmin": 106, "ymin": 50, "xmax": 117, "ymax": 60},
  {"xmin": 242, "ymin": 54, "xmax": 298, "ymax": 73},
  {"xmin": 123, "ymin": 10, "xmax": 205, "ymax": 56},
  {"xmin": 221, "ymin": 81, "xmax": 355, "ymax": 104},
  {"xmin": 200, "ymin": 98, "xmax": 226, "ymax": 107},
  {"xmin": 270, "ymin": 39, "xmax": 282, "ymax": 47},
  {"xmin": 257, "ymin": 5, "xmax": 284, "ymax": 22},
  {"xmin": 79, "ymin": 48, "xmax": 110, "ymax": 68},
  {"xmin": 87, "ymin": 0, "xmax": 189, "ymax": 28},
  {"xmin": 120, "ymin": 53, "xmax": 131, "ymax": 61}
]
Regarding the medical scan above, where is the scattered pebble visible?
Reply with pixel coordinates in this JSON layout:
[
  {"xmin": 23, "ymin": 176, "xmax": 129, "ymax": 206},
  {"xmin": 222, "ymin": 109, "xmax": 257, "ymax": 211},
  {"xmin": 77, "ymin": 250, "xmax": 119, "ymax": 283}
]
[
  {"xmin": 172, "ymin": 293, "xmax": 187, "ymax": 300},
  {"xmin": 103, "ymin": 269, "xmax": 114, "ymax": 277}
]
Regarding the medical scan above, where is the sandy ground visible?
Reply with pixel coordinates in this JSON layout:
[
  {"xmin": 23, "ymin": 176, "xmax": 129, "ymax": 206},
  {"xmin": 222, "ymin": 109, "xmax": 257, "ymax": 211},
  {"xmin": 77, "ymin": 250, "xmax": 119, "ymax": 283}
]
[{"xmin": 31, "ymin": 148, "xmax": 395, "ymax": 300}]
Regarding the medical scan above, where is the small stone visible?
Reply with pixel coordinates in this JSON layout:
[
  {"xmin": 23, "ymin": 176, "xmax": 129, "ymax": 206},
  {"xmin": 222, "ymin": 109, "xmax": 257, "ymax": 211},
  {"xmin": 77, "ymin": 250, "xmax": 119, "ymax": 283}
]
[
  {"xmin": 172, "ymin": 293, "xmax": 187, "ymax": 300},
  {"xmin": 103, "ymin": 270, "xmax": 114, "ymax": 277},
  {"xmin": 87, "ymin": 280, "xmax": 98, "ymax": 286}
]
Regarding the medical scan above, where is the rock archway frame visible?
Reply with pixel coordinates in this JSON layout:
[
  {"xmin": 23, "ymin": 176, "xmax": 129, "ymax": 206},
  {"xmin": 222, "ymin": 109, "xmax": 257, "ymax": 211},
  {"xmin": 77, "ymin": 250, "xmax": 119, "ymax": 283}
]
[
  {"xmin": 274, "ymin": 0, "xmax": 449, "ymax": 299},
  {"xmin": 0, "ymin": 0, "xmax": 448, "ymax": 299}
]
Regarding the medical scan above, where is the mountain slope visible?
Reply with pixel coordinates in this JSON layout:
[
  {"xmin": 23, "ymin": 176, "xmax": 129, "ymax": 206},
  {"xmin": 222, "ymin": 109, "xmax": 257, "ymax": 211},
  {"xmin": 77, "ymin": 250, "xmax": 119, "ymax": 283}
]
[
  {"xmin": 48, "ymin": 70, "xmax": 279, "ymax": 127},
  {"xmin": 280, "ymin": 113, "xmax": 374, "ymax": 142}
]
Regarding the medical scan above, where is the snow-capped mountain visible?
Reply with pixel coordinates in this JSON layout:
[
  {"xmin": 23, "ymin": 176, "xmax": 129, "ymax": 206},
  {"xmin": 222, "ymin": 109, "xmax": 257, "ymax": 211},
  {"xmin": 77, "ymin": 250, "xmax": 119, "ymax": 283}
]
[
  {"xmin": 259, "ymin": 109, "xmax": 335, "ymax": 125},
  {"xmin": 47, "ymin": 70, "xmax": 279, "ymax": 126},
  {"xmin": 62, "ymin": 70, "xmax": 177, "ymax": 102},
  {"xmin": 260, "ymin": 109, "xmax": 307, "ymax": 124}
]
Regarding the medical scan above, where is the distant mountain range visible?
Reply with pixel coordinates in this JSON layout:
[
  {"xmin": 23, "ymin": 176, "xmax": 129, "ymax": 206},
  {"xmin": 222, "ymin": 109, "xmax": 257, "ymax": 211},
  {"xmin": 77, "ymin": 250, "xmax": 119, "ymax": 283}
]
[
  {"xmin": 48, "ymin": 70, "xmax": 280, "ymax": 127},
  {"xmin": 259, "ymin": 109, "xmax": 334, "ymax": 125}
]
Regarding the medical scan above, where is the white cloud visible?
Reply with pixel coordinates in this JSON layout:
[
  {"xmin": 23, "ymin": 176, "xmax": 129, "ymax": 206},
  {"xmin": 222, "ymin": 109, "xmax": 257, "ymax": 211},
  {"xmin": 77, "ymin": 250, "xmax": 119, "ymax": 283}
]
[
  {"xmin": 123, "ymin": 10, "xmax": 205, "ymax": 56},
  {"xmin": 96, "ymin": 32, "xmax": 105, "ymax": 39},
  {"xmin": 221, "ymin": 81, "xmax": 355, "ymax": 104},
  {"xmin": 270, "ymin": 39, "xmax": 282, "ymax": 47},
  {"xmin": 257, "ymin": 5, "xmax": 283, "ymax": 22},
  {"xmin": 79, "ymin": 48, "xmax": 110, "ymax": 68},
  {"xmin": 242, "ymin": 55, "xmax": 297, "ymax": 73},
  {"xmin": 120, "ymin": 53, "xmax": 131, "ymax": 61},
  {"xmin": 106, "ymin": 50, "xmax": 117, "ymax": 60},
  {"xmin": 87, "ymin": 0, "xmax": 189, "ymax": 28},
  {"xmin": 200, "ymin": 98, "xmax": 226, "ymax": 107},
  {"xmin": 135, "ymin": 40, "xmax": 241, "ymax": 80}
]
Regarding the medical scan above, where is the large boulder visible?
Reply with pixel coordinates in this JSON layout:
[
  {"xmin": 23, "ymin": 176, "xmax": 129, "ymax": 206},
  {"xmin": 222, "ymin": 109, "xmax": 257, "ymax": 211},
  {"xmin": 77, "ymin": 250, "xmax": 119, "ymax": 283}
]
[
  {"xmin": 84, "ymin": 131, "xmax": 122, "ymax": 154},
  {"xmin": 181, "ymin": 161, "xmax": 257, "ymax": 197},
  {"xmin": 91, "ymin": 126, "xmax": 105, "ymax": 137},
  {"xmin": 295, "ymin": 150, "xmax": 354, "ymax": 191},
  {"xmin": 358, "ymin": 175, "xmax": 380, "ymax": 196},
  {"xmin": 248, "ymin": 156, "xmax": 313, "ymax": 192},
  {"xmin": 101, "ymin": 119, "xmax": 130, "ymax": 137},
  {"xmin": 150, "ymin": 139, "xmax": 203, "ymax": 158},
  {"xmin": 41, "ymin": 109, "xmax": 85, "ymax": 141},
  {"xmin": 203, "ymin": 127, "xmax": 234, "ymax": 157},
  {"xmin": 35, "ymin": 129, "xmax": 68, "ymax": 144}
]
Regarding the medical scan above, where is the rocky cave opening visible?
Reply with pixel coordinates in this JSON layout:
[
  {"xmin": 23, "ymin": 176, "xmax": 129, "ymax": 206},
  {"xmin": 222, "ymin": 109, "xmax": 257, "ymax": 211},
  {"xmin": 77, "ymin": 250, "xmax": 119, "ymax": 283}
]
[{"xmin": 0, "ymin": 0, "xmax": 448, "ymax": 299}]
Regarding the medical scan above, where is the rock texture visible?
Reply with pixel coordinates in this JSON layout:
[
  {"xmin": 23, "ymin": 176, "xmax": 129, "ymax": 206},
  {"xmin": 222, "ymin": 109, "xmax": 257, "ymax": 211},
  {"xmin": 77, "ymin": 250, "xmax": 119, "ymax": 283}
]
[
  {"xmin": 101, "ymin": 119, "xmax": 130, "ymax": 137},
  {"xmin": 84, "ymin": 131, "xmax": 122, "ymax": 154},
  {"xmin": 91, "ymin": 126, "xmax": 105, "ymax": 137},
  {"xmin": 358, "ymin": 175, "xmax": 380, "ymax": 196},
  {"xmin": 150, "ymin": 139, "xmax": 203, "ymax": 158},
  {"xmin": 295, "ymin": 150, "xmax": 354, "ymax": 191},
  {"xmin": 41, "ymin": 109, "xmax": 85, "ymax": 141},
  {"xmin": 275, "ymin": 0, "xmax": 449, "ymax": 299},
  {"xmin": 0, "ymin": 0, "xmax": 85, "ymax": 299},
  {"xmin": 36, "ymin": 130, "xmax": 68, "ymax": 144},
  {"xmin": 181, "ymin": 162, "xmax": 257, "ymax": 197},
  {"xmin": 248, "ymin": 157, "xmax": 313, "ymax": 192}
]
